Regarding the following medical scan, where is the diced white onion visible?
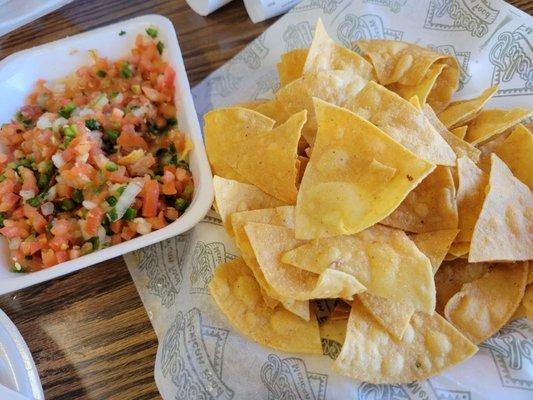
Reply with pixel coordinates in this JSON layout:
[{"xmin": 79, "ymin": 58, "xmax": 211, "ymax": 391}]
[
  {"xmin": 95, "ymin": 95, "xmax": 109, "ymax": 108},
  {"xmin": 97, "ymin": 226, "xmax": 106, "ymax": 247},
  {"xmin": 8, "ymin": 238, "xmax": 21, "ymax": 250},
  {"xmin": 44, "ymin": 81, "xmax": 64, "ymax": 92},
  {"xmin": 134, "ymin": 218, "xmax": 152, "ymax": 235},
  {"xmin": 37, "ymin": 94, "xmax": 48, "ymax": 108},
  {"xmin": 82, "ymin": 200, "xmax": 96, "ymax": 210},
  {"xmin": 76, "ymin": 153, "xmax": 89, "ymax": 163},
  {"xmin": 19, "ymin": 190, "xmax": 36, "ymax": 200},
  {"xmin": 78, "ymin": 108, "xmax": 95, "ymax": 117},
  {"xmin": 46, "ymin": 186, "xmax": 57, "ymax": 201},
  {"xmin": 52, "ymin": 153, "xmax": 65, "ymax": 168},
  {"xmin": 115, "ymin": 181, "xmax": 143, "ymax": 220},
  {"xmin": 132, "ymin": 106, "xmax": 147, "ymax": 118},
  {"xmin": 41, "ymin": 202, "xmax": 55, "ymax": 216},
  {"xmin": 36, "ymin": 115, "xmax": 52, "ymax": 130},
  {"xmin": 52, "ymin": 117, "xmax": 68, "ymax": 132},
  {"xmin": 88, "ymin": 130, "xmax": 103, "ymax": 142},
  {"xmin": 111, "ymin": 93, "xmax": 124, "ymax": 105}
]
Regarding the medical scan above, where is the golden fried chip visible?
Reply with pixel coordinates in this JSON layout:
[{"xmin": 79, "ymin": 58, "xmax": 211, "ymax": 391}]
[
  {"xmin": 232, "ymin": 99, "xmax": 266, "ymax": 109},
  {"xmin": 408, "ymin": 95, "xmax": 421, "ymax": 109},
  {"xmin": 435, "ymin": 259, "xmax": 488, "ymax": 315},
  {"xmin": 320, "ymin": 318, "xmax": 347, "ymax": 346},
  {"xmin": 356, "ymin": 40, "xmax": 446, "ymax": 86},
  {"xmin": 438, "ymin": 86, "xmax": 498, "ymax": 129},
  {"xmin": 410, "ymin": 229, "xmax": 459, "ymax": 273},
  {"xmin": 426, "ymin": 60, "xmax": 460, "ymax": 113},
  {"xmin": 225, "ymin": 111, "xmax": 306, "ymax": 204},
  {"xmin": 381, "ymin": 166, "xmax": 458, "ymax": 233},
  {"xmin": 277, "ymin": 48, "xmax": 309, "ymax": 87},
  {"xmin": 245, "ymin": 223, "xmax": 366, "ymax": 301},
  {"xmin": 296, "ymin": 155, "xmax": 309, "ymax": 186},
  {"xmin": 448, "ymin": 241, "xmax": 470, "ymax": 257},
  {"xmin": 464, "ymin": 108, "xmax": 533, "ymax": 145},
  {"xmin": 523, "ymin": 284, "xmax": 533, "ymax": 320},
  {"xmin": 209, "ymin": 258, "xmax": 322, "ymax": 354},
  {"xmin": 347, "ymin": 81, "xmax": 456, "ymax": 165},
  {"xmin": 230, "ymin": 206, "xmax": 310, "ymax": 318},
  {"xmin": 489, "ymin": 124, "xmax": 533, "ymax": 189},
  {"xmin": 510, "ymin": 301, "xmax": 527, "ymax": 321},
  {"xmin": 296, "ymin": 99, "xmax": 434, "ymax": 238},
  {"xmin": 254, "ymin": 98, "xmax": 291, "ymax": 126},
  {"xmin": 282, "ymin": 224, "xmax": 435, "ymax": 313},
  {"xmin": 456, "ymin": 156, "xmax": 488, "ymax": 243},
  {"xmin": 276, "ymin": 71, "xmax": 367, "ymax": 145},
  {"xmin": 388, "ymin": 63, "xmax": 445, "ymax": 105},
  {"xmin": 213, "ymin": 176, "xmax": 284, "ymax": 235},
  {"xmin": 423, "ymin": 104, "xmax": 481, "ymax": 162},
  {"xmin": 469, "ymin": 154, "xmax": 533, "ymax": 262},
  {"xmin": 444, "ymin": 262, "xmax": 528, "ymax": 343},
  {"xmin": 450, "ymin": 125, "xmax": 467, "ymax": 140},
  {"xmin": 304, "ymin": 19, "xmax": 375, "ymax": 80},
  {"xmin": 204, "ymin": 107, "xmax": 275, "ymax": 181},
  {"xmin": 358, "ymin": 292, "xmax": 414, "ymax": 341},
  {"xmin": 333, "ymin": 299, "xmax": 477, "ymax": 384}
]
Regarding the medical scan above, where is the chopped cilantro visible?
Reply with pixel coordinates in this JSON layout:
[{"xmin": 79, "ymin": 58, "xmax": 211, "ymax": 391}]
[
  {"xmin": 60, "ymin": 199, "xmax": 76, "ymax": 211},
  {"xmin": 96, "ymin": 70, "xmax": 107, "ymax": 78},
  {"xmin": 105, "ymin": 162, "xmax": 118, "ymax": 172},
  {"xmin": 72, "ymin": 189, "xmax": 84, "ymax": 204},
  {"xmin": 146, "ymin": 26, "xmax": 158, "ymax": 38},
  {"xmin": 123, "ymin": 207, "xmax": 137, "ymax": 221},
  {"xmin": 119, "ymin": 30, "xmax": 126, "ymax": 36},
  {"xmin": 156, "ymin": 41, "xmax": 165, "ymax": 55},
  {"xmin": 58, "ymin": 102, "xmax": 77, "ymax": 118},
  {"xmin": 120, "ymin": 62, "xmax": 133, "ymax": 78},
  {"xmin": 106, "ymin": 196, "xmax": 118, "ymax": 206},
  {"xmin": 105, "ymin": 129, "xmax": 119, "ymax": 141},
  {"xmin": 175, "ymin": 198, "xmax": 189, "ymax": 213},
  {"xmin": 85, "ymin": 118, "xmax": 102, "ymax": 131}
]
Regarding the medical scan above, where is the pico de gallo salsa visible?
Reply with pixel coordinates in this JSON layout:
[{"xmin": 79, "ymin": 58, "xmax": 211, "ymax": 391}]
[{"xmin": 0, "ymin": 27, "xmax": 194, "ymax": 272}]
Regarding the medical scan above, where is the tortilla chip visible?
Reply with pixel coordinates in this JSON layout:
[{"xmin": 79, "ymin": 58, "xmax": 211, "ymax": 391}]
[
  {"xmin": 245, "ymin": 223, "xmax": 366, "ymax": 301},
  {"xmin": 410, "ymin": 229, "xmax": 459, "ymax": 274},
  {"xmin": 230, "ymin": 206, "xmax": 310, "ymax": 318},
  {"xmin": 333, "ymin": 299, "xmax": 477, "ymax": 384},
  {"xmin": 225, "ymin": 111, "xmax": 306, "ymax": 204},
  {"xmin": 358, "ymin": 292, "xmax": 415, "ymax": 341},
  {"xmin": 435, "ymin": 259, "xmax": 489, "ymax": 315},
  {"xmin": 523, "ymin": 284, "xmax": 533, "ymax": 320},
  {"xmin": 409, "ymin": 95, "xmax": 421, "ymax": 109},
  {"xmin": 469, "ymin": 154, "xmax": 533, "ymax": 262},
  {"xmin": 277, "ymin": 48, "xmax": 309, "ymax": 87},
  {"xmin": 347, "ymin": 81, "xmax": 456, "ymax": 165},
  {"xmin": 381, "ymin": 166, "xmax": 458, "ymax": 233},
  {"xmin": 423, "ymin": 104, "xmax": 481, "ymax": 162},
  {"xmin": 448, "ymin": 241, "xmax": 470, "ymax": 257},
  {"xmin": 253, "ymin": 98, "xmax": 291, "ymax": 126},
  {"xmin": 282, "ymin": 224, "xmax": 435, "ymax": 313},
  {"xmin": 456, "ymin": 156, "xmax": 489, "ymax": 243},
  {"xmin": 489, "ymin": 124, "xmax": 533, "ymax": 189},
  {"xmin": 232, "ymin": 100, "xmax": 266, "ymax": 109},
  {"xmin": 450, "ymin": 125, "xmax": 467, "ymax": 140},
  {"xmin": 356, "ymin": 40, "xmax": 446, "ymax": 86},
  {"xmin": 296, "ymin": 99, "xmax": 434, "ymax": 239},
  {"xmin": 296, "ymin": 155, "xmax": 309, "ymax": 186},
  {"xmin": 276, "ymin": 70, "xmax": 367, "ymax": 145},
  {"xmin": 438, "ymin": 86, "xmax": 498, "ymax": 129},
  {"xmin": 426, "ymin": 60, "xmax": 460, "ymax": 113},
  {"xmin": 209, "ymin": 258, "xmax": 322, "ymax": 354},
  {"xmin": 464, "ymin": 108, "xmax": 533, "ymax": 145},
  {"xmin": 304, "ymin": 19, "xmax": 375, "ymax": 80},
  {"xmin": 388, "ymin": 63, "xmax": 445, "ymax": 105},
  {"xmin": 444, "ymin": 262, "xmax": 528, "ymax": 344},
  {"xmin": 204, "ymin": 107, "xmax": 275, "ymax": 181},
  {"xmin": 213, "ymin": 176, "xmax": 284, "ymax": 235},
  {"xmin": 510, "ymin": 301, "xmax": 527, "ymax": 321}
]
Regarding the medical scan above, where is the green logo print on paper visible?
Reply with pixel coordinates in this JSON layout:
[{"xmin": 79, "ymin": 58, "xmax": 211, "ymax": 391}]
[
  {"xmin": 190, "ymin": 241, "xmax": 236, "ymax": 295},
  {"xmin": 261, "ymin": 354, "xmax": 328, "ymax": 400},
  {"xmin": 363, "ymin": 0, "xmax": 408, "ymax": 13},
  {"xmin": 137, "ymin": 235, "xmax": 190, "ymax": 308},
  {"xmin": 160, "ymin": 308, "xmax": 234, "ymax": 400},
  {"xmin": 337, "ymin": 14, "xmax": 403, "ymax": 51},
  {"xmin": 480, "ymin": 319, "xmax": 533, "ymax": 391},
  {"xmin": 489, "ymin": 25, "xmax": 533, "ymax": 97},
  {"xmin": 424, "ymin": 0, "xmax": 499, "ymax": 38}
]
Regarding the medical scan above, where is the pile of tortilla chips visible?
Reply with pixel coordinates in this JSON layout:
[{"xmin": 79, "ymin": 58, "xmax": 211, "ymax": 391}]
[{"xmin": 204, "ymin": 19, "xmax": 532, "ymax": 385}]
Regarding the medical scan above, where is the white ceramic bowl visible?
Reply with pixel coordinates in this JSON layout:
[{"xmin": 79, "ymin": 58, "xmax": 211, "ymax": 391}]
[{"xmin": 0, "ymin": 15, "xmax": 213, "ymax": 294}]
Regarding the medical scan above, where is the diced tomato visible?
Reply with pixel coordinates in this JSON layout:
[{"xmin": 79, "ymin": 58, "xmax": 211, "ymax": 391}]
[
  {"xmin": 111, "ymin": 234, "xmax": 122, "ymax": 245},
  {"xmin": 42, "ymin": 249, "xmax": 57, "ymax": 268},
  {"xmin": 110, "ymin": 220, "xmax": 123, "ymax": 234},
  {"xmin": 121, "ymin": 227, "xmax": 136, "ymax": 241},
  {"xmin": 51, "ymin": 219, "xmax": 74, "ymax": 236},
  {"xmin": 19, "ymin": 167, "xmax": 38, "ymax": 194},
  {"xmin": 117, "ymin": 131, "xmax": 148, "ymax": 150},
  {"xmin": 104, "ymin": 165, "xmax": 129, "ymax": 183},
  {"xmin": 142, "ymin": 179, "xmax": 159, "ymax": 218},
  {"xmin": 162, "ymin": 170, "xmax": 177, "ymax": 195},
  {"xmin": 147, "ymin": 211, "xmax": 166, "ymax": 229},
  {"xmin": 23, "ymin": 204, "xmax": 47, "ymax": 233},
  {"xmin": 56, "ymin": 251, "xmax": 68, "ymax": 264},
  {"xmin": 56, "ymin": 183, "xmax": 74, "ymax": 199},
  {"xmin": 85, "ymin": 207, "xmax": 104, "ymax": 236},
  {"xmin": 0, "ymin": 192, "xmax": 20, "ymax": 212},
  {"xmin": 49, "ymin": 236, "xmax": 69, "ymax": 252},
  {"xmin": 20, "ymin": 240, "xmax": 44, "ymax": 256}
]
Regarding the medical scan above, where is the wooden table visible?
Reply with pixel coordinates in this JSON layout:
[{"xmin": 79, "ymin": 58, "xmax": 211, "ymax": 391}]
[{"xmin": 0, "ymin": 1, "xmax": 531, "ymax": 399}]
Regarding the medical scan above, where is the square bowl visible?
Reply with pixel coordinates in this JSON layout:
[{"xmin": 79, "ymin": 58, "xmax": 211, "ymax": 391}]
[{"xmin": 0, "ymin": 15, "xmax": 213, "ymax": 295}]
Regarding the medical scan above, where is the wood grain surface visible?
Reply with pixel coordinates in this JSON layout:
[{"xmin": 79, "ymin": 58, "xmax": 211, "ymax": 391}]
[{"xmin": 0, "ymin": 1, "xmax": 531, "ymax": 399}]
